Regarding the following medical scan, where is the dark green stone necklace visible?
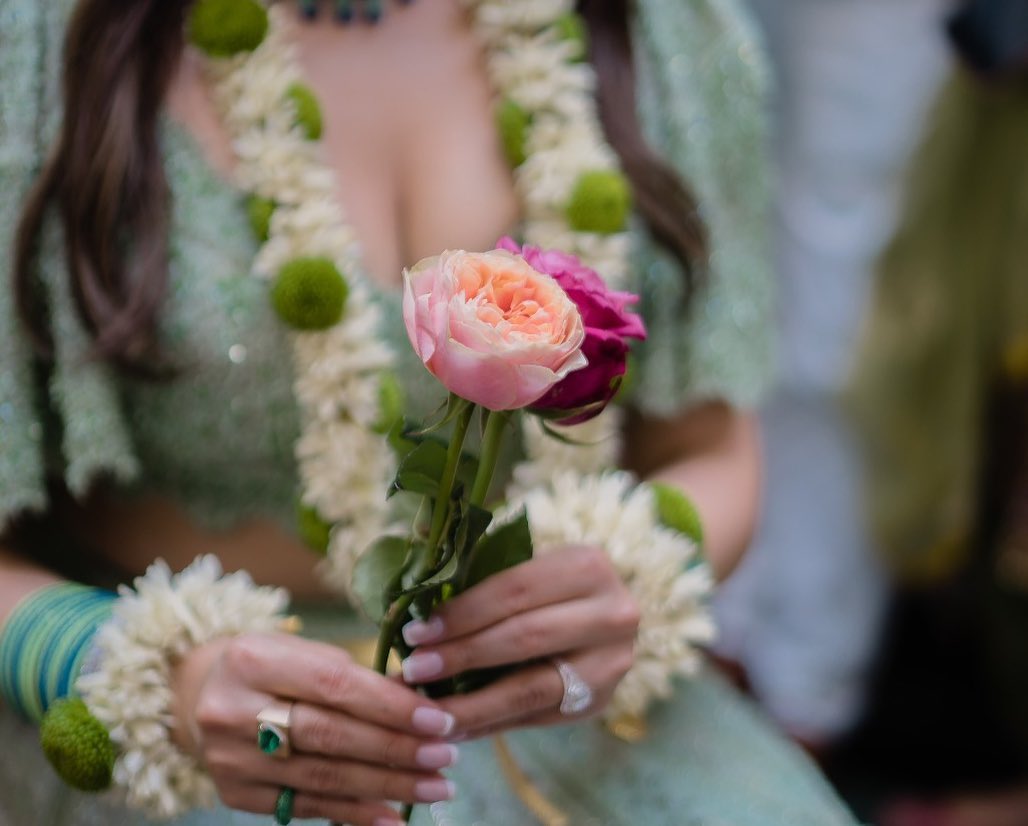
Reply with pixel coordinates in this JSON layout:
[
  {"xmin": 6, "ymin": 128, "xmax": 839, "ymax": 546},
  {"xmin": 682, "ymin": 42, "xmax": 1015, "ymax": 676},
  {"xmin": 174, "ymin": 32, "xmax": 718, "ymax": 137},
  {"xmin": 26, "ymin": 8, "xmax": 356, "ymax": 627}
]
[{"xmin": 297, "ymin": 0, "xmax": 415, "ymax": 24}]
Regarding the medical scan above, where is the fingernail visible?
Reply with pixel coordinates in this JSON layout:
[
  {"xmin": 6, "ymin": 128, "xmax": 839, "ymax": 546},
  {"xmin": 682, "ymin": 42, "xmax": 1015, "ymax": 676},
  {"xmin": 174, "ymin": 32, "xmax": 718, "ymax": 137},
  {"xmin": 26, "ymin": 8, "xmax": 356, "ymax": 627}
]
[
  {"xmin": 402, "ymin": 616, "xmax": 445, "ymax": 646},
  {"xmin": 372, "ymin": 819, "xmax": 406, "ymax": 826},
  {"xmin": 402, "ymin": 651, "xmax": 445, "ymax": 683},
  {"xmin": 415, "ymin": 778, "xmax": 456, "ymax": 803},
  {"xmin": 415, "ymin": 743, "xmax": 460, "ymax": 770},
  {"xmin": 412, "ymin": 707, "xmax": 456, "ymax": 736}
]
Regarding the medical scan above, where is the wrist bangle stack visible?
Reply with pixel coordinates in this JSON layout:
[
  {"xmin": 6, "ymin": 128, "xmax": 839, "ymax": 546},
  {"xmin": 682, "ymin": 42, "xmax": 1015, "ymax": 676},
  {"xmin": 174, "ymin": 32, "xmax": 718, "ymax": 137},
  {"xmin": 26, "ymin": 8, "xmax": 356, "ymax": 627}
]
[{"xmin": 0, "ymin": 583, "xmax": 117, "ymax": 723}]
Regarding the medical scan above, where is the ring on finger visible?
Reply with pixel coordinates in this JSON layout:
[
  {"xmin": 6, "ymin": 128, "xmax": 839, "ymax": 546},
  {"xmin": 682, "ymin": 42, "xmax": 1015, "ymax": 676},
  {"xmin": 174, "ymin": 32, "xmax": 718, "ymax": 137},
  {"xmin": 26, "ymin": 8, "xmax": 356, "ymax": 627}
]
[
  {"xmin": 257, "ymin": 700, "xmax": 295, "ymax": 759},
  {"xmin": 274, "ymin": 786, "xmax": 295, "ymax": 825},
  {"xmin": 553, "ymin": 658, "xmax": 593, "ymax": 715}
]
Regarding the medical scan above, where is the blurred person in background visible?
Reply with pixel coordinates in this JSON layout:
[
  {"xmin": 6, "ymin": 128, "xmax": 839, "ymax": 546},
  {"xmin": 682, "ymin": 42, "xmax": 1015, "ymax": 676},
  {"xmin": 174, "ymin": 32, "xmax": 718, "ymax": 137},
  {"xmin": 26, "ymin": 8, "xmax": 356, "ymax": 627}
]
[
  {"xmin": 0, "ymin": 1, "xmax": 860, "ymax": 825},
  {"xmin": 714, "ymin": 0, "xmax": 952, "ymax": 748},
  {"xmin": 844, "ymin": 1, "xmax": 1028, "ymax": 823}
]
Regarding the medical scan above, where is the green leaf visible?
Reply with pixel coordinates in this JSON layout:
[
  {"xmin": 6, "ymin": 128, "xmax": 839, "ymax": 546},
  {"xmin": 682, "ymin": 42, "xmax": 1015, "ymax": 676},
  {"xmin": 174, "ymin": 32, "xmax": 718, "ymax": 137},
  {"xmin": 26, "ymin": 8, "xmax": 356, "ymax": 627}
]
[
  {"xmin": 453, "ymin": 503, "xmax": 493, "ymax": 558},
  {"xmin": 461, "ymin": 510, "xmax": 533, "ymax": 590},
  {"xmin": 649, "ymin": 482, "xmax": 705, "ymax": 545},
  {"xmin": 351, "ymin": 537, "xmax": 410, "ymax": 623},
  {"xmin": 530, "ymin": 398, "xmax": 608, "ymax": 424},
  {"xmin": 408, "ymin": 394, "xmax": 472, "ymax": 437},
  {"xmin": 387, "ymin": 417, "xmax": 421, "ymax": 458},
  {"xmin": 400, "ymin": 553, "xmax": 460, "ymax": 598},
  {"xmin": 387, "ymin": 420, "xmax": 479, "ymax": 494},
  {"xmin": 389, "ymin": 440, "xmax": 448, "ymax": 498}
]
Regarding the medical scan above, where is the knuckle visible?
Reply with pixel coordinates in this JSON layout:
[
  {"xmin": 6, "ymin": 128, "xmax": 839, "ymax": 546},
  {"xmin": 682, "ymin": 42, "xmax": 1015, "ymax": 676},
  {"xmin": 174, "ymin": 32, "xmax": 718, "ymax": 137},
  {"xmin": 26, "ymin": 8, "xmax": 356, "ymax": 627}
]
[
  {"xmin": 514, "ymin": 619, "xmax": 547, "ymax": 653},
  {"xmin": 443, "ymin": 643, "xmax": 470, "ymax": 673},
  {"xmin": 194, "ymin": 693, "xmax": 235, "ymax": 733},
  {"xmin": 223, "ymin": 634, "xmax": 264, "ymax": 676},
  {"xmin": 292, "ymin": 795, "xmax": 324, "ymax": 820},
  {"xmin": 218, "ymin": 785, "xmax": 249, "ymax": 811},
  {"xmin": 203, "ymin": 747, "xmax": 235, "ymax": 777},
  {"xmin": 575, "ymin": 546, "xmax": 613, "ymax": 583},
  {"xmin": 513, "ymin": 680, "xmax": 551, "ymax": 715},
  {"xmin": 500, "ymin": 578, "xmax": 533, "ymax": 616},
  {"xmin": 381, "ymin": 732, "xmax": 414, "ymax": 767},
  {"xmin": 610, "ymin": 647, "xmax": 636, "ymax": 679},
  {"xmin": 314, "ymin": 662, "xmax": 354, "ymax": 704},
  {"xmin": 611, "ymin": 597, "xmax": 642, "ymax": 635},
  {"xmin": 304, "ymin": 714, "xmax": 340, "ymax": 754},
  {"xmin": 309, "ymin": 760, "xmax": 342, "ymax": 792}
]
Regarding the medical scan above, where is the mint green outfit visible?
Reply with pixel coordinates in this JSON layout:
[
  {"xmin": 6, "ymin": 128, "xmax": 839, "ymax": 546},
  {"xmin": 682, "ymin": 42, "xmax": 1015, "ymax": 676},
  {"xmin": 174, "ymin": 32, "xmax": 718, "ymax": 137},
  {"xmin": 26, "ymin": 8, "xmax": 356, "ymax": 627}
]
[{"xmin": 0, "ymin": 1, "xmax": 855, "ymax": 824}]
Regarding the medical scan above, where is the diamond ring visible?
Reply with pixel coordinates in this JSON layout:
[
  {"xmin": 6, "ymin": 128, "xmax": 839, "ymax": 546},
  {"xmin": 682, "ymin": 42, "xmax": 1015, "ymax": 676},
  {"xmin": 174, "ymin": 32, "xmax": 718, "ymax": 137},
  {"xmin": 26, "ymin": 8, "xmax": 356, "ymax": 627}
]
[{"xmin": 553, "ymin": 659, "xmax": 593, "ymax": 716}]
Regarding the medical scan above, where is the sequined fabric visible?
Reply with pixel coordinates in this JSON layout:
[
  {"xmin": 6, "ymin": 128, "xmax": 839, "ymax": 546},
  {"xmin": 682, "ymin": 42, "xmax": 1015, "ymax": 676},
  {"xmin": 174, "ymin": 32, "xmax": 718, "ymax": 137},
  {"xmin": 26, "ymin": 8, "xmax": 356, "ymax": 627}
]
[
  {"xmin": 0, "ymin": 2, "xmax": 850, "ymax": 825},
  {"xmin": 1, "ymin": 0, "xmax": 774, "ymax": 532}
]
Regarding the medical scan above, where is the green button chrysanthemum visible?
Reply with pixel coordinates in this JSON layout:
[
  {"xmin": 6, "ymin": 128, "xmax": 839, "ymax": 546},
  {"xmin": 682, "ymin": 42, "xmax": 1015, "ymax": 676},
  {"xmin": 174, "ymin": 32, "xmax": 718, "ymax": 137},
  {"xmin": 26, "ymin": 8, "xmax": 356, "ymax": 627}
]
[
  {"xmin": 271, "ymin": 257, "xmax": 349, "ymax": 330},
  {"xmin": 247, "ymin": 196, "xmax": 276, "ymax": 242},
  {"xmin": 649, "ymin": 482, "xmax": 704, "ymax": 546},
  {"xmin": 286, "ymin": 83, "xmax": 324, "ymax": 141},
  {"xmin": 496, "ymin": 98, "xmax": 531, "ymax": 169},
  {"xmin": 187, "ymin": 0, "xmax": 269, "ymax": 58},
  {"xmin": 565, "ymin": 170, "xmax": 632, "ymax": 235},
  {"xmin": 373, "ymin": 371, "xmax": 405, "ymax": 435},
  {"xmin": 297, "ymin": 504, "xmax": 332, "ymax": 555},
  {"xmin": 40, "ymin": 698, "xmax": 115, "ymax": 793},
  {"xmin": 554, "ymin": 13, "xmax": 589, "ymax": 62}
]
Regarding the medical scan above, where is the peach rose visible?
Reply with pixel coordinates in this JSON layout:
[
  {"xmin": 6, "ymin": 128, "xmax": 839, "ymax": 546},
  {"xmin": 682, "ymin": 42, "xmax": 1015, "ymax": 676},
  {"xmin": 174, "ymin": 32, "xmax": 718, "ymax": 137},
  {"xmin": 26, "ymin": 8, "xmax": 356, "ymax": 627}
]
[{"xmin": 402, "ymin": 249, "xmax": 587, "ymax": 411}]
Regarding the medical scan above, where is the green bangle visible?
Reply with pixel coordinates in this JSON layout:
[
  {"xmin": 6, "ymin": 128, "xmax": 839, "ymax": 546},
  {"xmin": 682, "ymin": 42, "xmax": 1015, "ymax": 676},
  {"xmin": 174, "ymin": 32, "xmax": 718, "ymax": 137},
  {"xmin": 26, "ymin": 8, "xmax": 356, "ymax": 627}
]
[{"xmin": 0, "ymin": 583, "xmax": 116, "ymax": 722}]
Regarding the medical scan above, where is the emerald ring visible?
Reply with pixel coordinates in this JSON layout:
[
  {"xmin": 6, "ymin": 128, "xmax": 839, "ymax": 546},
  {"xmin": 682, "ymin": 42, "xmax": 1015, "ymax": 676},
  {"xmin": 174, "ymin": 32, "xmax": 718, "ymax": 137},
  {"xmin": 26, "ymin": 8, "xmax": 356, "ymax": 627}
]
[
  {"xmin": 257, "ymin": 701, "xmax": 295, "ymax": 760},
  {"xmin": 274, "ymin": 786, "xmax": 295, "ymax": 825}
]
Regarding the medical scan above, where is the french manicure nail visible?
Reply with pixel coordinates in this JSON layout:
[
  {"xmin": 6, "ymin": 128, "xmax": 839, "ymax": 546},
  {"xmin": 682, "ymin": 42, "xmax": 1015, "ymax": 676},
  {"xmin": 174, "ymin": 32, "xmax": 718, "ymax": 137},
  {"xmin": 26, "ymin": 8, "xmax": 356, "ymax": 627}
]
[
  {"xmin": 415, "ymin": 743, "xmax": 460, "ymax": 770},
  {"xmin": 372, "ymin": 819, "xmax": 406, "ymax": 826},
  {"xmin": 415, "ymin": 778, "xmax": 456, "ymax": 803},
  {"xmin": 402, "ymin": 651, "xmax": 445, "ymax": 683},
  {"xmin": 412, "ymin": 707, "xmax": 456, "ymax": 736},
  {"xmin": 402, "ymin": 616, "xmax": 446, "ymax": 646}
]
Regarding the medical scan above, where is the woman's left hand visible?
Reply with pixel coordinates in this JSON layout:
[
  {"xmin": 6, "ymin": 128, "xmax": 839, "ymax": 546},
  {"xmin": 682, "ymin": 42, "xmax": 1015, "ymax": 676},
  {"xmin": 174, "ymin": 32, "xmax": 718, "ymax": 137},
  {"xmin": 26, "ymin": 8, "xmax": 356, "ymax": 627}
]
[{"xmin": 398, "ymin": 545, "xmax": 640, "ymax": 739}]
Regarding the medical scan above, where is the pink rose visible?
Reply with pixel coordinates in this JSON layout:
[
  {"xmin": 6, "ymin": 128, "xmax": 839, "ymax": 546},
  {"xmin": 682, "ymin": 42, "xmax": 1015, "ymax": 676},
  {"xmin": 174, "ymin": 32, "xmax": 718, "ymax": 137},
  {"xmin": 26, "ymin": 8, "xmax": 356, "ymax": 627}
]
[
  {"xmin": 497, "ymin": 238, "xmax": 647, "ymax": 424},
  {"xmin": 402, "ymin": 249, "xmax": 588, "ymax": 411}
]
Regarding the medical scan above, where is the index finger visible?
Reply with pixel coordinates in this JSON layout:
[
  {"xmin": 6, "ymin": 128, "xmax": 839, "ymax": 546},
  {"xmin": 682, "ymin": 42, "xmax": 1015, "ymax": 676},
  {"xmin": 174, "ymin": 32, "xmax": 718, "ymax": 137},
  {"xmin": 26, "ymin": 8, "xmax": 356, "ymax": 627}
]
[
  {"xmin": 402, "ymin": 546, "xmax": 613, "ymax": 647},
  {"xmin": 228, "ymin": 634, "xmax": 455, "ymax": 737}
]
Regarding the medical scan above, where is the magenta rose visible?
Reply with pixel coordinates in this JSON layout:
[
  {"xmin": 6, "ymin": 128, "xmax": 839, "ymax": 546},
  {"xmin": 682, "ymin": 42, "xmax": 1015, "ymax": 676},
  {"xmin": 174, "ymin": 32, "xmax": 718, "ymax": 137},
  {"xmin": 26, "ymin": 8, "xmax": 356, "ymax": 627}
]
[{"xmin": 497, "ymin": 237, "xmax": 647, "ymax": 424}]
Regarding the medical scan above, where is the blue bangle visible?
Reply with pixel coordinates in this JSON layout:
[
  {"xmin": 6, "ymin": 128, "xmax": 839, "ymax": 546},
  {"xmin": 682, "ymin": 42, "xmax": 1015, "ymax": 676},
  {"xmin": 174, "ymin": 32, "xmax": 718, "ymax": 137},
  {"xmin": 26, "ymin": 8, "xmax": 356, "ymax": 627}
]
[{"xmin": 0, "ymin": 584, "xmax": 116, "ymax": 722}]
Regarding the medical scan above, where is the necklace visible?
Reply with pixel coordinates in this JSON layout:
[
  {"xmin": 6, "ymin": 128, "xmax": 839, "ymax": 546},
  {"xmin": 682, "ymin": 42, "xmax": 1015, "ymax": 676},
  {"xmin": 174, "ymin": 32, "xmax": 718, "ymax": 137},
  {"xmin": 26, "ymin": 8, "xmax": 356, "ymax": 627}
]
[
  {"xmin": 296, "ymin": 0, "xmax": 415, "ymax": 25},
  {"xmin": 191, "ymin": 0, "xmax": 633, "ymax": 590}
]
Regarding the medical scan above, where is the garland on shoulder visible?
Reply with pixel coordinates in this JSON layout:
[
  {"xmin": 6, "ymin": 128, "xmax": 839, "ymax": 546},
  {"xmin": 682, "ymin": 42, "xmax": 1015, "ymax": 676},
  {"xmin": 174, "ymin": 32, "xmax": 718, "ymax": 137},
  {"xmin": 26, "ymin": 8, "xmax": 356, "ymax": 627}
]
[
  {"xmin": 199, "ymin": 2, "xmax": 400, "ymax": 593},
  {"xmin": 465, "ymin": 0, "xmax": 713, "ymax": 723}
]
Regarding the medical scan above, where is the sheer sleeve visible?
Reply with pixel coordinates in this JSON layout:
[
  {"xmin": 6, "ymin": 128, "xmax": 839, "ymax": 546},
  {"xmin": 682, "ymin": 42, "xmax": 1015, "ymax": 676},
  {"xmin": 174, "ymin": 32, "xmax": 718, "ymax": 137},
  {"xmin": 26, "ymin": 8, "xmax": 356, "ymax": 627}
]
[
  {"xmin": 628, "ymin": 0, "xmax": 775, "ymax": 417},
  {"xmin": 0, "ymin": 0, "xmax": 139, "ymax": 533}
]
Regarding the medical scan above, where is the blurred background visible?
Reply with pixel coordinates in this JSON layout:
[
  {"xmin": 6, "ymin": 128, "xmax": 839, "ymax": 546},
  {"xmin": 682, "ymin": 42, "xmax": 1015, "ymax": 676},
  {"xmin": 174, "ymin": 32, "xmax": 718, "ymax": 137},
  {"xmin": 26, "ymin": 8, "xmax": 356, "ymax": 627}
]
[{"xmin": 712, "ymin": 0, "xmax": 1028, "ymax": 823}]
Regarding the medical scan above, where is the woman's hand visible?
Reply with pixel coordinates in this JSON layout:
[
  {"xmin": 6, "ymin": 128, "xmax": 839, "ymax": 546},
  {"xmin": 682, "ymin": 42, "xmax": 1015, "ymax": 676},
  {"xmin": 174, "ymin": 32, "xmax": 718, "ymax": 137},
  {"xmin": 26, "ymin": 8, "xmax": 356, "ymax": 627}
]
[
  {"xmin": 399, "ymin": 546, "xmax": 640, "ymax": 739},
  {"xmin": 171, "ymin": 632, "xmax": 460, "ymax": 826}
]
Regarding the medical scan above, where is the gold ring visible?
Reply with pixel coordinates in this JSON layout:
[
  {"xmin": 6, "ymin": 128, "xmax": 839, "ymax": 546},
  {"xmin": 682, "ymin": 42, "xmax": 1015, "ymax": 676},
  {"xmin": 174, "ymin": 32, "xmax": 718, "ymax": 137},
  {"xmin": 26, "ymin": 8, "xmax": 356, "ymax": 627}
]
[{"xmin": 257, "ymin": 701, "xmax": 295, "ymax": 759}]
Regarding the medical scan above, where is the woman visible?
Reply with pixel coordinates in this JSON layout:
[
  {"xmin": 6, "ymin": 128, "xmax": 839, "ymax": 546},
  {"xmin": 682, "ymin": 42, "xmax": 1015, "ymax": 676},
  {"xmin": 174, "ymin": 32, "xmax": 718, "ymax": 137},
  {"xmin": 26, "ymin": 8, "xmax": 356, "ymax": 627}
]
[{"xmin": 0, "ymin": 0, "xmax": 855, "ymax": 823}]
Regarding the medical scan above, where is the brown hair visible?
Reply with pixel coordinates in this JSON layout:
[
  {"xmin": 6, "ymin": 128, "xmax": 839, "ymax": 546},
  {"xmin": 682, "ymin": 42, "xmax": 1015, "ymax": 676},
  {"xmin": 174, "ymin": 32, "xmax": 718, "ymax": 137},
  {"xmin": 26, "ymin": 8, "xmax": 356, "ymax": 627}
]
[{"xmin": 14, "ymin": 0, "xmax": 706, "ymax": 370}]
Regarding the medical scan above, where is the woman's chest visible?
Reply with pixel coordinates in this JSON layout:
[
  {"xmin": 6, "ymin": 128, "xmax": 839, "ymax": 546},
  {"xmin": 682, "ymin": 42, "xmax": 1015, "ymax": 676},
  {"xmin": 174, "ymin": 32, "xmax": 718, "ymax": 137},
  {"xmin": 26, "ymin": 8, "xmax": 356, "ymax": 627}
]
[{"xmin": 168, "ymin": 0, "xmax": 519, "ymax": 292}]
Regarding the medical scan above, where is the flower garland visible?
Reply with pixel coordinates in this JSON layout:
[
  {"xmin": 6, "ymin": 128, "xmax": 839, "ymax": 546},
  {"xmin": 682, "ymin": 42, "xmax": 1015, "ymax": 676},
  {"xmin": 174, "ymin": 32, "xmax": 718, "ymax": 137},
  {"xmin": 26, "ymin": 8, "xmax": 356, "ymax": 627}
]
[
  {"xmin": 76, "ymin": 557, "xmax": 289, "ymax": 818},
  {"xmin": 202, "ymin": 5, "xmax": 400, "ymax": 593},
  {"xmin": 195, "ymin": 0, "xmax": 712, "ymax": 723}
]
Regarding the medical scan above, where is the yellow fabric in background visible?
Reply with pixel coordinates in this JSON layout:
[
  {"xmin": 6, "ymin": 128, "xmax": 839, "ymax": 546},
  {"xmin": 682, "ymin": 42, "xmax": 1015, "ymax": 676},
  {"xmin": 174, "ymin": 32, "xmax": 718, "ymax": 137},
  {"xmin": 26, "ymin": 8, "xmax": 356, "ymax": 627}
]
[{"xmin": 851, "ymin": 72, "xmax": 1028, "ymax": 581}]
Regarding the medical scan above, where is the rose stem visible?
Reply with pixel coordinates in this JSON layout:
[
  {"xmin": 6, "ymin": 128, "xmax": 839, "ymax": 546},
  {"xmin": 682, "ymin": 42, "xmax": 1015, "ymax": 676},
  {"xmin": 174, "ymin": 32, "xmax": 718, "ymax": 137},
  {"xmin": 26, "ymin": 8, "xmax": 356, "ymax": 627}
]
[
  {"xmin": 470, "ymin": 409, "xmax": 511, "ymax": 507},
  {"xmin": 373, "ymin": 399, "xmax": 476, "ymax": 675}
]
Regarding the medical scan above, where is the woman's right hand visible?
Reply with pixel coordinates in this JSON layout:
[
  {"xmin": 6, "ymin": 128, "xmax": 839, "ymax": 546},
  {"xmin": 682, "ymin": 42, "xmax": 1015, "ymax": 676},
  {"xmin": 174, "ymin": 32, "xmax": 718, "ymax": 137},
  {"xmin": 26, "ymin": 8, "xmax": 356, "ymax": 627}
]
[{"xmin": 171, "ymin": 632, "xmax": 459, "ymax": 826}]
